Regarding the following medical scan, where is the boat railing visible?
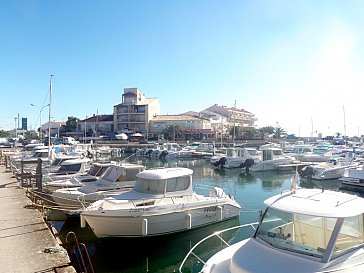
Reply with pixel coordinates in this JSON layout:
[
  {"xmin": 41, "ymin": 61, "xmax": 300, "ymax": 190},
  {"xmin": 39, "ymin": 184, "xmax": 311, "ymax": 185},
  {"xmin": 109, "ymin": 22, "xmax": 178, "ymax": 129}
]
[{"xmin": 178, "ymin": 221, "xmax": 259, "ymax": 273}]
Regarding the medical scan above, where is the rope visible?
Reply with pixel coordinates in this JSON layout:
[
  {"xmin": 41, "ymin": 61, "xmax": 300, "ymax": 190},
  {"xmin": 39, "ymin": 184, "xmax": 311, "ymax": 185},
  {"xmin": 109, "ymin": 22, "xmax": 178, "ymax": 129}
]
[{"xmin": 27, "ymin": 190, "xmax": 85, "ymax": 212}]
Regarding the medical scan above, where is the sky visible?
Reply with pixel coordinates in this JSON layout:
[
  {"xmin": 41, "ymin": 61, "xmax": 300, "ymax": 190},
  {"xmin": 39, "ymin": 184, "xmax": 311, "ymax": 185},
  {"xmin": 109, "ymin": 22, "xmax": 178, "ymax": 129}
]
[{"xmin": 1, "ymin": 0, "xmax": 364, "ymax": 137}]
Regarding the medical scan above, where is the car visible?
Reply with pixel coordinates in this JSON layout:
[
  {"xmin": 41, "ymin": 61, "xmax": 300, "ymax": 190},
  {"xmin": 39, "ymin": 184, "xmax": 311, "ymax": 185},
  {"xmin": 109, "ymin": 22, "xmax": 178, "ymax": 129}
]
[
  {"xmin": 43, "ymin": 137, "xmax": 63, "ymax": 145},
  {"xmin": 22, "ymin": 139, "xmax": 39, "ymax": 146},
  {"xmin": 0, "ymin": 138, "xmax": 14, "ymax": 148}
]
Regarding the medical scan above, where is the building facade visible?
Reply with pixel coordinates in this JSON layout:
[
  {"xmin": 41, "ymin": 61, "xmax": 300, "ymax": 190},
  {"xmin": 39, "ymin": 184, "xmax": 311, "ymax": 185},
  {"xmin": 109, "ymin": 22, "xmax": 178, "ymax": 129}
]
[
  {"xmin": 149, "ymin": 114, "xmax": 214, "ymax": 140},
  {"xmin": 201, "ymin": 104, "xmax": 257, "ymax": 128},
  {"xmin": 77, "ymin": 114, "xmax": 114, "ymax": 137},
  {"xmin": 113, "ymin": 88, "xmax": 160, "ymax": 134},
  {"xmin": 41, "ymin": 121, "xmax": 66, "ymax": 137}
]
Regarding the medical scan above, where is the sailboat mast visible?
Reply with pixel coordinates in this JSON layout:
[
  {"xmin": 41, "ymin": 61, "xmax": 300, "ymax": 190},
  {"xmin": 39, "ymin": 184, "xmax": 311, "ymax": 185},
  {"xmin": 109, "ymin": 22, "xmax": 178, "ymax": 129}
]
[
  {"xmin": 48, "ymin": 75, "xmax": 54, "ymax": 158},
  {"xmin": 343, "ymin": 105, "xmax": 347, "ymax": 144},
  {"xmin": 233, "ymin": 100, "xmax": 236, "ymax": 145}
]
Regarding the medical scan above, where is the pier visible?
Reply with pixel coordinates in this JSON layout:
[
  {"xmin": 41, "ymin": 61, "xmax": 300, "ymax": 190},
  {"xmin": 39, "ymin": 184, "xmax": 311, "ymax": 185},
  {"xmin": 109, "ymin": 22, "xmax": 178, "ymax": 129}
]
[{"xmin": 0, "ymin": 164, "xmax": 76, "ymax": 273}]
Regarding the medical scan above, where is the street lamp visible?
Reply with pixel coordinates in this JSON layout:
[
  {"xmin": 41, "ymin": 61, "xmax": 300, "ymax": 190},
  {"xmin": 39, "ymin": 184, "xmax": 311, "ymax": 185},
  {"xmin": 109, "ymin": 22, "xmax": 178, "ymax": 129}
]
[{"xmin": 31, "ymin": 103, "xmax": 50, "ymax": 142}]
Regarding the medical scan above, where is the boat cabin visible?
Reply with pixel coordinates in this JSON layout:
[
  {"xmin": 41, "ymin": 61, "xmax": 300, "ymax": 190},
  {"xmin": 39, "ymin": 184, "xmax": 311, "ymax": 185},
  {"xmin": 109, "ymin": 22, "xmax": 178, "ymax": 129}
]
[
  {"xmin": 87, "ymin": 162, "xmax": 112, "ymax": 177},
  {"xmin": 254, "ymin": 189, "xmax": 364, "ymax": 263},
  {"xmin": 100, "ymin": 163, "xmax": 146, "ymax": 183},
  {"xmin": 133, "ymin": 167, "xmax": 193, "ymax": 197},
  {"xmin": 51, "ymin": 158, "xmax": 89, "ymax": 175},
  {"xmin": 261, "ymin": 147, "xmax": 284, "ymax": 161}
]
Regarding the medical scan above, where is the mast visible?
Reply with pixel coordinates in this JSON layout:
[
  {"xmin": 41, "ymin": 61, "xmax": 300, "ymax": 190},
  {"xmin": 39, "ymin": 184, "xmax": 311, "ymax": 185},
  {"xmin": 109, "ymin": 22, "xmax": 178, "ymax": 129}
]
[
  {"xmin": 48, "ymin": 75, "xmax": 54, "ymax": 158},
  {"xmin": 233, "ymin": 100, "xmax": 236, "ymax": 145},
  {"xmin": 343, "ymin": 105, "xmax": 347, "ymax": 145}
]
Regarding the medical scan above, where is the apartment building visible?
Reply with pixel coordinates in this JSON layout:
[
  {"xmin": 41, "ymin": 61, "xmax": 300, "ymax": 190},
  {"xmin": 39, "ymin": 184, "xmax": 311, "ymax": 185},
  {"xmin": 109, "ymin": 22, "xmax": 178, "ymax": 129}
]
[{"xmin": 113, "ymin": 88, "xmax": 160, "ymax": 134}]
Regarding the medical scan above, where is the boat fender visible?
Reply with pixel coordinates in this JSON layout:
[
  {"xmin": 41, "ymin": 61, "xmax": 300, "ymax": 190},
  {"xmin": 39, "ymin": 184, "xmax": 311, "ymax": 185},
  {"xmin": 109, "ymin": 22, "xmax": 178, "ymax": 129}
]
[
  {"xmin": 80, "ymin": 214, "xmax": 86, "ymax": 228},
  {"xmin": 142, "ymin": 218, "xmax": 148, "ymax": 236},
  {"xmin": 186, "ymin": 214, "xmax": 192, "ymax": 229},
  {"xmin": 217, "ymin": 206, "xmax": 223, "ymax": 221}
]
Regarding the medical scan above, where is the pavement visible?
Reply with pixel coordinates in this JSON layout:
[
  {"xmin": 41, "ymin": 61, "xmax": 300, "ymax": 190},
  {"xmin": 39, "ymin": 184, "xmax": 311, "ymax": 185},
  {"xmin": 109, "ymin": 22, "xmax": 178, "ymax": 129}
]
[{"xmin": 0, "ymin": 165, "xmax": 76, "ymax": 273}]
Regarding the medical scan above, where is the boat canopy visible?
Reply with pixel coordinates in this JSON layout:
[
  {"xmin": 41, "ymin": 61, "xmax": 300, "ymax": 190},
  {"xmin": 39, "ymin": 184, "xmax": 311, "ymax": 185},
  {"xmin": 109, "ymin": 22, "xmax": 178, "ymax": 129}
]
[
  {"xmin": 134, "ymin": 168, "xmax": 193, "ymax": 196},
  {"xmin": 264, "ymin": 188, "xmax": 364, "ymax": 218}
]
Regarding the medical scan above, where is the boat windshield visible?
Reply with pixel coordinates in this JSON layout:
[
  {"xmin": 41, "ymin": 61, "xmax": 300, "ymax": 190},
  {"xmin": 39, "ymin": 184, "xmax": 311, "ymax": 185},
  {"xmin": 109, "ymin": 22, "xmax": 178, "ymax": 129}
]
[
  {"xmin": 226, "ymin": 149, "xmax": 236, "ymax": 157},
  {"xmin": 134, "ymin": 175, "xmax": 190, "ymax": 194},
  {"xmin": 57, "ymin": 163, "xmax": 81, "ymax": 173},
  {"xmin": 272, "ymin": 149, "xmax": 283, "ymax": 156},
  {"xmin": 313, "ymin": 147, "xmax": 330, "ymax": 155},
  {"xmin": 256, "ymin": 208, "xmax": 364, "ymax": 260},
  {"xmin": 51, "ymin": 158, "xmax": 63, "ymax": 166},
  {"xmin": 88, "ymin": 165, "xmax": 103, "ymax": 176}
]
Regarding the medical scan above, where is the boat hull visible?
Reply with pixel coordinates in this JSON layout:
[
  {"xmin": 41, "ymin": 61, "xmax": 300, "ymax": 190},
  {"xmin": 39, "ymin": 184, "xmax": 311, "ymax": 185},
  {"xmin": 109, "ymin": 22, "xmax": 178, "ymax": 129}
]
[{"xmin": 82, "ymin": 203, "xmax": 240, "ymax": 238}]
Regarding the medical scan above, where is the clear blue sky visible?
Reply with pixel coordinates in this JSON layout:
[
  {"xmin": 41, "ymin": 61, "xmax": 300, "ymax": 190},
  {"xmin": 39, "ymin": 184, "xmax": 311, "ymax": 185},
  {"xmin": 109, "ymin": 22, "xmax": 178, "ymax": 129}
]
[{"xmin": 1, "ymin": 0, "xmax": 363, "ymax": 137}]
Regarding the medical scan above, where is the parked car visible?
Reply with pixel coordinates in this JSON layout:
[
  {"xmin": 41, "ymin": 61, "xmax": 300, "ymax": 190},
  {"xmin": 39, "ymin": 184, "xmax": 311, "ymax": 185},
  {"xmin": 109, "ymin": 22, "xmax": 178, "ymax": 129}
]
[
  {"xmin": 22, "ymin": 139, "xmax": 40, "ymax": 146},
  {"xmin": 43, "ymin": 137, "xmax": 63, "ymax": 145},
  {"xmin": 0, "ymin": 138, "xmax": 14, "ymax": 148}
]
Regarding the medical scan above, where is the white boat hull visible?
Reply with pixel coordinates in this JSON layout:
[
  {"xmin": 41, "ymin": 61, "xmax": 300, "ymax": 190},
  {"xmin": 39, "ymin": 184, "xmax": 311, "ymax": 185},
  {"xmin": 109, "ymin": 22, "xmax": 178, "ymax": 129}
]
[
  {"xmin": 250, "ymin": 158, "xmax": 294, "ymax": 172},
  {"xmin": 82, "ymin": 202, "xmax": 240, "ymax": 238}
]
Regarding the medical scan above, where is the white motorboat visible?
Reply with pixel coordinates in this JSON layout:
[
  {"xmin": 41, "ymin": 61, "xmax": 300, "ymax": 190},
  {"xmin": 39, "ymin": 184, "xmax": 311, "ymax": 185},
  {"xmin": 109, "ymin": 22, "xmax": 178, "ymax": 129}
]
[
  {"xmin": 340, "ymin": 164, "xmax": 364, "ymax": 190},
  {"xmin": 249, "ymin": 146, "xmax": 295, "ymax": 172},
  {"xmin": 42, "ymin": 154, "xmax": 82, "ymax": 174},
  {"xmin": 211, "ymin": 147, "xmax": 261, "ymax": 169},
  {"xmin": 43, "ymin": 160, "xmax": 113, "ymax": 192},
  {"xmin": 180, "ymin": 187, "xmax": 364, "ymax": 273},
  {"xmin": 80, "ymin": 167, "xmax": 241, "ymax": 238},
  {"xmin": 298, "ymin": 143, "xmax": 338, "ymax": 162},
  {"xmin": 299, "ymin": 157, "xmax": 359, "ymax": 180},
  {"xmin": 43, "ymin": 158, "xmax": 90, "ymax": 184},
  {"xmin": 51, "ymin": 163, "xmax": 146, "ymax": 209}
]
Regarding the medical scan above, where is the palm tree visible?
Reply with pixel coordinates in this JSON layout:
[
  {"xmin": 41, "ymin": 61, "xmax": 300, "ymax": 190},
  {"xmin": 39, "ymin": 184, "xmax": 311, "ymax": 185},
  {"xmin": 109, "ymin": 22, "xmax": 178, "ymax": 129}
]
[
  {"xmin": 273, "ymin": 127, "xmax": 287, "ymax": 139},
  {"xmin": 164, "ymin": 124, "xmax": 181, "ymax": 141}
]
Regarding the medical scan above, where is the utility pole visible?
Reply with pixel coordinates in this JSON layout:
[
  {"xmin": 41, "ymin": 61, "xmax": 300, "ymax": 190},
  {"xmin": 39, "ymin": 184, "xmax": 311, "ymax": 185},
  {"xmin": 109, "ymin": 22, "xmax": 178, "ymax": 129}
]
[{"xmin": 14, "ymin": 117, "xmax": 17, "ymax": 137}]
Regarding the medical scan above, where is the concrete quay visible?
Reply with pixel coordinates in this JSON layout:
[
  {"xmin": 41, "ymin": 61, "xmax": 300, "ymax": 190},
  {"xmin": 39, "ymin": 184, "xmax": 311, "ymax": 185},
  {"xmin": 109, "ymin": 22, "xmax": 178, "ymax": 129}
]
[{"xmin": 0, "ymin": 165, "xmax": 76, "ymax": 273}]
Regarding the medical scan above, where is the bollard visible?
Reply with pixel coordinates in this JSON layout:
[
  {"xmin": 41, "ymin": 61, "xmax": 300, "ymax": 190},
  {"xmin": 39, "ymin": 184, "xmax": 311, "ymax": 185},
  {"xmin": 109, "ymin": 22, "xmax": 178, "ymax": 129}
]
[
  {"xmin": 21, "ymin": 159, "xmax": 24, "ymax": 187},
  {"xmin": 36, "ymin": 158, "xmax": 42, "ymax": 192}
]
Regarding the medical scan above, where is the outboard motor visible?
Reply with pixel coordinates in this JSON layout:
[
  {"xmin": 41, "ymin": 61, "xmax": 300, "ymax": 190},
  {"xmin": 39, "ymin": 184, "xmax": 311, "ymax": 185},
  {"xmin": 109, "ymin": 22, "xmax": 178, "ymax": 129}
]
[
  {"xmin": 159, "ymin": 150, "xmax": 168, "ymax": 160},
  {"xmin": 299, "ymin": 166, "xmax": 316, "ymax": 180},
  {"xmin": 145, "ymin": 149, "xmax": 153, "ymax": 158},
  {"xmin": 213, "ymin": 157, "xmax": 227, "ymax": 170},
  {"xmin": 240, "ymin": 158, "xmax": 255, "ymax": 173}
]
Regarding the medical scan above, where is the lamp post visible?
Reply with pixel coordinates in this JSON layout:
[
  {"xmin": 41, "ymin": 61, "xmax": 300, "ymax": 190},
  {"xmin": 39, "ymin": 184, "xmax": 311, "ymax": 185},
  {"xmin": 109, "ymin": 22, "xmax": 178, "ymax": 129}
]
[{"xmin": 31, "ymin": 103, "xmax": 50, "ymax": 142}]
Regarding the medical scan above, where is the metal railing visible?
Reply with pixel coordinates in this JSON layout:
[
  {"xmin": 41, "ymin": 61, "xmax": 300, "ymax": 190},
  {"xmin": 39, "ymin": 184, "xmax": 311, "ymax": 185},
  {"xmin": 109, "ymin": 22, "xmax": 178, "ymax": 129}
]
[
  {"xmin": 178, "ymin": 222, "xmax": 259, "ymax": 273},
  {"xmin": 65, "ymin": 231, "xmax": 94, "ymax": 273}
]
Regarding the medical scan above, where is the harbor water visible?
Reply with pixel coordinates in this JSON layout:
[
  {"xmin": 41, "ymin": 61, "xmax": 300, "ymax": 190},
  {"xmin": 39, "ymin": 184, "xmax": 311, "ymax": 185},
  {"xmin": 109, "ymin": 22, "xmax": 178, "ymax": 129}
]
[{"xmin": 51, "ymin": 156, "xmax": 348, "ymax": 273}]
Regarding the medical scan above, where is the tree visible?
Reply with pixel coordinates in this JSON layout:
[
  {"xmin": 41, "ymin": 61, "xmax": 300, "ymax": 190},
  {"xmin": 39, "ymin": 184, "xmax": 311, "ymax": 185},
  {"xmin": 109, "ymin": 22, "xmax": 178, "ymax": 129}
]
[
  {"xmin": 259, "ymin": 126, "xmax": 275, "ymax": 139},
  {"xmin": 229, "ymin": 126, "xmax": 244, "ymax": 140},
  {"xmin": 60, "ymin": 116, "xmax": 80, "ymax": 134},
  {"xmin": 164, "ymin": 124, "xmax": 181, "ymax": 141},
  {"xmin": 0, "ymin": 130, "xmax": 10, "ymax": 138},
  {"xmin": 241, "ymin": 127, "xmax": 259, "ymax": 140},
  {"xmin": 273, "ymin": 127, "xmax": 287, "ymax": 139}
]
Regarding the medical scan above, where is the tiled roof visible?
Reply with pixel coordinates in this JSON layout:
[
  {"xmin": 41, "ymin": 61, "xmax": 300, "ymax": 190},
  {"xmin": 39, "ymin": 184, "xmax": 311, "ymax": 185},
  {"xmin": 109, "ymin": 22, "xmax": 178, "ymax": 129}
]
[
  {"xmin": 204, "ymin": 104, "xmax": 253, "ymax": 116},
  {"xmin": 152, "ymin": 114, "xmax": 202, "ymax": 121},
  {"xmin": 82, "ymin": 115, "xmax": 113, "ymax": 122}
]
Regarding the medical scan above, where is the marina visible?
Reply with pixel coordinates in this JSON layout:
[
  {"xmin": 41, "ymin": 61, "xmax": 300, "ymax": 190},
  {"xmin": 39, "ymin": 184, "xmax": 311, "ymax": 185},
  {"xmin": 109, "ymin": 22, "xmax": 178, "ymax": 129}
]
[{"xmin": 2, "ymin": 140, "xmax": 364, "ymax": 272}]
